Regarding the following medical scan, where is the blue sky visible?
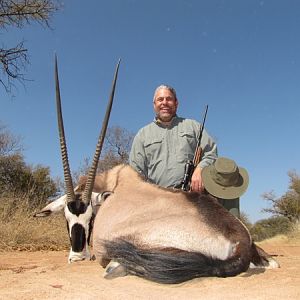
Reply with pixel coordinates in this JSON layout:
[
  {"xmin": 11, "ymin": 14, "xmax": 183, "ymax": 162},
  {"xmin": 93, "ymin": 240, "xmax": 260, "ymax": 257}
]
[{"xmin": 1, "ymin": 0, "xmax": 300, "ymax": 223}]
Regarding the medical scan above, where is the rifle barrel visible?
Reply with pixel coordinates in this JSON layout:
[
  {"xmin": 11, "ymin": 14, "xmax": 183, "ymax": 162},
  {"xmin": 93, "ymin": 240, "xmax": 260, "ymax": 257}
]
[{"xmin": 193, "ymin": 105, "xmax": 208, "ymax": 165}]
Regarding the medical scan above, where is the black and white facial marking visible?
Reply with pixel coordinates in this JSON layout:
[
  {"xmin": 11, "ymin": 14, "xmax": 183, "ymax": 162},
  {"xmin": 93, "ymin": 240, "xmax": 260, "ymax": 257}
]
[
  {"xmin": 65, "ymin": 193, "xmax": 94, "ymax": 263},
  {"xmin": 34, "ymin": 191, "xmax": 104, "ymax": 263}
]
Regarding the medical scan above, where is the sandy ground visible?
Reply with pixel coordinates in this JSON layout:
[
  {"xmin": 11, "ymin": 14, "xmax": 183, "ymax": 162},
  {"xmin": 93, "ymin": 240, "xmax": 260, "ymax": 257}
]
[{"xmin": 0, "ymin": 237, "xmax": 299, "ymax": 300}]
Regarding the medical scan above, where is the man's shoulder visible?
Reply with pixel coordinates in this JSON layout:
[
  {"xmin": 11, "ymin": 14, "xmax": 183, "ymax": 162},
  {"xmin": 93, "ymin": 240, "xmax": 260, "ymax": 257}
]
[
  {"xmin": 135, "ymin": 121, "xmax": 157, "ymax": 136},
  {"xmin": 176, "ymin": 116, "xmax": 200, "ymax": 128},
  {"xmin": 139, "ymin": 121, "xmax": 156, "ymax": 131}
]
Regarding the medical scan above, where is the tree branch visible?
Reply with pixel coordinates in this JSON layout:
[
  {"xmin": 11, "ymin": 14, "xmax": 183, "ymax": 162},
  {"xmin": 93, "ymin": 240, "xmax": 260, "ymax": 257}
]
[
  {"xmin": 0, "ymin": 0, "xmax": 59, "ymax": 29},
  {"xmin": 0, "ymin": 0, "xmax": 61, "ymax": 94},
  {"xmin": 0, "ymin": 42, "xmax": 28, "ymax": 93}
]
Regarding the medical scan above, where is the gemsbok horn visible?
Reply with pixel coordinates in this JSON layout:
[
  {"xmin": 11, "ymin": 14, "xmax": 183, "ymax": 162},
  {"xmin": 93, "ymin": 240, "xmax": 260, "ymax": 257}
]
[{"xmin": 34, "ymin": 56, "xmax": 120, "ymax": 263}]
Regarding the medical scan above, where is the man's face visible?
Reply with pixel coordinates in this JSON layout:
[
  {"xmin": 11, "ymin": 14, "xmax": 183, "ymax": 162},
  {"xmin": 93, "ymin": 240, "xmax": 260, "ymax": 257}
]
[{"xmin": 153, "ymin": 88, "xmax": 178, "ymax": 122}]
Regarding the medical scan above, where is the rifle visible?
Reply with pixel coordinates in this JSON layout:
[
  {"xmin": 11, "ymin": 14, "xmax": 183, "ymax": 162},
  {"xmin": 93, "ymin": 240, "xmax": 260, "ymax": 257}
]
[{"xmin": 179, "ymin": 105, "xmax": 208, "ymax": 191}]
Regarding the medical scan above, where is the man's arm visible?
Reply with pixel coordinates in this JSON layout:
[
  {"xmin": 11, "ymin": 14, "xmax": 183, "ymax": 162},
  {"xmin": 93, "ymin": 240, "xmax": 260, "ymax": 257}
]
[
  {"xmin": 129, "ymin": 133, "xmax": 147, "ymax": 178},
  {"xmin": 198, "ymin": 128, "xmax": 218, "ymax": 169},
  {"xmin": 191, "ymin": 128, "xmax": 217, "ymax": 192}
]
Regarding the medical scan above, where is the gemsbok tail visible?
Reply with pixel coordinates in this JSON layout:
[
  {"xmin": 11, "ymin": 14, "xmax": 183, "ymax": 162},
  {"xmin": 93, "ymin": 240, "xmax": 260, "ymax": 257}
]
[{"xmin": 103, "ymin": 239, "xmax": 250, "ymax": 284}]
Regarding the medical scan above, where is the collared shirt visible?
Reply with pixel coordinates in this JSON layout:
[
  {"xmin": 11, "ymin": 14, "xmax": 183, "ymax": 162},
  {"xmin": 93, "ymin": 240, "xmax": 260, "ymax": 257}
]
[{"xmin": 129, "ymin": 116, "xmax": 218, "ymax": 188}]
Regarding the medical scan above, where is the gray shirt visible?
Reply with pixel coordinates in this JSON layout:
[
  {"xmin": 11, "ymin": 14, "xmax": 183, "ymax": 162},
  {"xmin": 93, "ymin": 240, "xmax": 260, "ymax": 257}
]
[{"xmin": 129, "ymin": 116, "xmax": 218, "ymax": 188}]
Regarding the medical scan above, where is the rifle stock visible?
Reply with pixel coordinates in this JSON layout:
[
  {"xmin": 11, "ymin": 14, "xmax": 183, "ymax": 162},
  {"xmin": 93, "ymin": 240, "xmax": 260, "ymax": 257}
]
[{"xmin": 193, "ymin": 147, "xmax": 202, "ymax": 167}]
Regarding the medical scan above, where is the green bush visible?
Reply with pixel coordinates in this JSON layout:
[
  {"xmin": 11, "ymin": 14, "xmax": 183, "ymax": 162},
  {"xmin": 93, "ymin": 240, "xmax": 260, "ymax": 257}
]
[
  {"xmin": 250, "ymin": 216, "xmax": 293, "ymax": 242},
  {"xmin": 0, "ymin": 154, "xmax": 57, "ymax": 209}
]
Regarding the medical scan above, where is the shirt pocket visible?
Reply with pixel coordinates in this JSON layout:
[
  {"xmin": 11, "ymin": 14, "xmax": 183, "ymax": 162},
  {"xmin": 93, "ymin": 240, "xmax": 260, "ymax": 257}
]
[
  {"xmin": 177, "ymin": 130, "xmax": 197, "ymax": 162},
  {"xmin": 144, "ymin": 138, "xmax": 164, "ymax": 168}
]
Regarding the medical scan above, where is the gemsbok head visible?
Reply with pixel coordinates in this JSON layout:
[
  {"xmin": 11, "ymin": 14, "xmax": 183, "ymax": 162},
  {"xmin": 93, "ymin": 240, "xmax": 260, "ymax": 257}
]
[
  {"xmin": 35, "ymin": 57, "xmax": 279, "ymax": 283},
  {"xmin": 34, "ymin": 56, "xmax": 120, "ymax": 263}
]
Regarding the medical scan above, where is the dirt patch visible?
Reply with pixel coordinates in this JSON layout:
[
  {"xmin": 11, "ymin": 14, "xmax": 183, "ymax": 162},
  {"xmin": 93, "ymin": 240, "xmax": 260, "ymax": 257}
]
[{"xmin": 0, "ymin": 237, "xmax": 299, "ymax": 300}]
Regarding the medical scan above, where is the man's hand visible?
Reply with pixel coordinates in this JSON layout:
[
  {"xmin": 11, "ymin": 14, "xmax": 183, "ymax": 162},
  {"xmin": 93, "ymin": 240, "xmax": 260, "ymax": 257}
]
[{"xmin": 191, "ymin": 166, "xmax": 204, "ymax": 192}]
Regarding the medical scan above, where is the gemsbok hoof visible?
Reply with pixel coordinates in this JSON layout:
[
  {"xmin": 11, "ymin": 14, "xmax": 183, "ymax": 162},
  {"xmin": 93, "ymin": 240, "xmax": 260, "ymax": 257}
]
[{"xmin": 104, "ymin": 261, "xmax": 128, "ymax": 279}]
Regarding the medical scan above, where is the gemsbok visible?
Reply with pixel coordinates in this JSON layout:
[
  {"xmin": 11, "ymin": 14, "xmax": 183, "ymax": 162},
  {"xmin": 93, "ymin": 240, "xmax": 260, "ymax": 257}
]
[{"xmin": 35, "ymin": 57, "xmax": 279, "ymax": 284}]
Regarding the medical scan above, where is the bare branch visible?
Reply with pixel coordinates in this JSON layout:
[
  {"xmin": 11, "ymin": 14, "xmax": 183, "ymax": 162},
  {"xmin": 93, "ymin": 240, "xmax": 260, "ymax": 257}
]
[
  {"xmin": 262, "ymin": 172, "xmax": 300, "ymax": 223},
  {"xmin": 0, "ymin": 41, "xmax": 28, "ymax": 92},
  {"xmin": 0, "ymin": 0, "xmax": 60, "ymax": 29},
  {"xmin": 0, "ymin": 0, "xmax": 61, "ymax": 94}
]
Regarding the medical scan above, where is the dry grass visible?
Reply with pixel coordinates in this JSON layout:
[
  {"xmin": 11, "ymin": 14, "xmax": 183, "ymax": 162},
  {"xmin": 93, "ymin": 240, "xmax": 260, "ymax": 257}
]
[
  {"xmin": 0, "ymin": 196, "xmax": 69, "ymax": 251},
  {"xmin": 257, "ymin": 224, "xmax": 300, "ymax": 246}
]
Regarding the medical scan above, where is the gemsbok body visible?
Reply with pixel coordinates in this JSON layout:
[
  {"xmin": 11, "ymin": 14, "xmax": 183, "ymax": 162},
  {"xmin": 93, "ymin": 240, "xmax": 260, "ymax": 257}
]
[{"xmin": 35, "ymin": 58, "xmax": 279, "ymax": 284}]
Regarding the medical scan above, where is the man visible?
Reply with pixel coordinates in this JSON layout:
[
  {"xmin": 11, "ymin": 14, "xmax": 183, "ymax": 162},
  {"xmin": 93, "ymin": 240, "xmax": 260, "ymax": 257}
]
[
  {"xmin": 202, "ymin": 157, "xmax": 249, "ymax": 218},
  {"xmin": 129, "ymin": 84, "xmax": 217, "ymax": 191}
]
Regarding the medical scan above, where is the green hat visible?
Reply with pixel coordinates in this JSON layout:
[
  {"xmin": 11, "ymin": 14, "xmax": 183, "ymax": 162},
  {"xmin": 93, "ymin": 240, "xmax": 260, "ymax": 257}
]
[{"xmin": 202, "ymin": 157, "xmax": 249, "ymax": 199}]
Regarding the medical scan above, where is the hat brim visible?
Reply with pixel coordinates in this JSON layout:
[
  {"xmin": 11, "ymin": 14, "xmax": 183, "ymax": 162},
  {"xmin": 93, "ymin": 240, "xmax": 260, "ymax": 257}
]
[{"xmin": 202, "ymin": 165, "xmax": 249, "ymax": 199}]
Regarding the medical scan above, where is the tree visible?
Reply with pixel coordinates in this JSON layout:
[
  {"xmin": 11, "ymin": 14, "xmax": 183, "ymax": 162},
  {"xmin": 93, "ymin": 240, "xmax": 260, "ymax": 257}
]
[
  {"xmin": 0, "ymin": 122, "xmax": 57, "ymax": 207},
  {"xmin": 262, "ymin": 170, "xmax": 300, "ymax": 224},
  {"xmin": 0, "ymin": 122, "xmax": 23, "ymax": 155},
  {"xmin": 0, "ymin": 0, "xmax": 60, "ymax": 93},
  {"xmin": 62, "ymin": 126, "xmax": 134, "ymax": 188},
  {"xmin": 97, "ymin": 126, "xmax": 134, "ymax": 173},
  {"xmin": 0, "ymin": 153, "xmax": 57, "ymax": 206}
]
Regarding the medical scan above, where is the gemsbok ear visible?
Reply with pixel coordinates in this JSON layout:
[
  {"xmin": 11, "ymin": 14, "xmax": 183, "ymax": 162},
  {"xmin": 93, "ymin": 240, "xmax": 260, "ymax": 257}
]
[
  {"xmin": 91, "ymin": 191, "xmax": 113, "ymax": 207},
  {"xmin": 34, "ymin": 195, "xmax": 67, "ymax": 217}
]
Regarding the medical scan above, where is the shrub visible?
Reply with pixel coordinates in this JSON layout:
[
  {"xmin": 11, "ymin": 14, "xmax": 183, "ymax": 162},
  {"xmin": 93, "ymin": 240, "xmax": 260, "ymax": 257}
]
[
  {"xmin": 250, "ymin": 216, "xmax": 293, "ymax": 242},
  {"xmin": 0, "ymin": 154, "xmax": 57, "ymax": 209}
]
